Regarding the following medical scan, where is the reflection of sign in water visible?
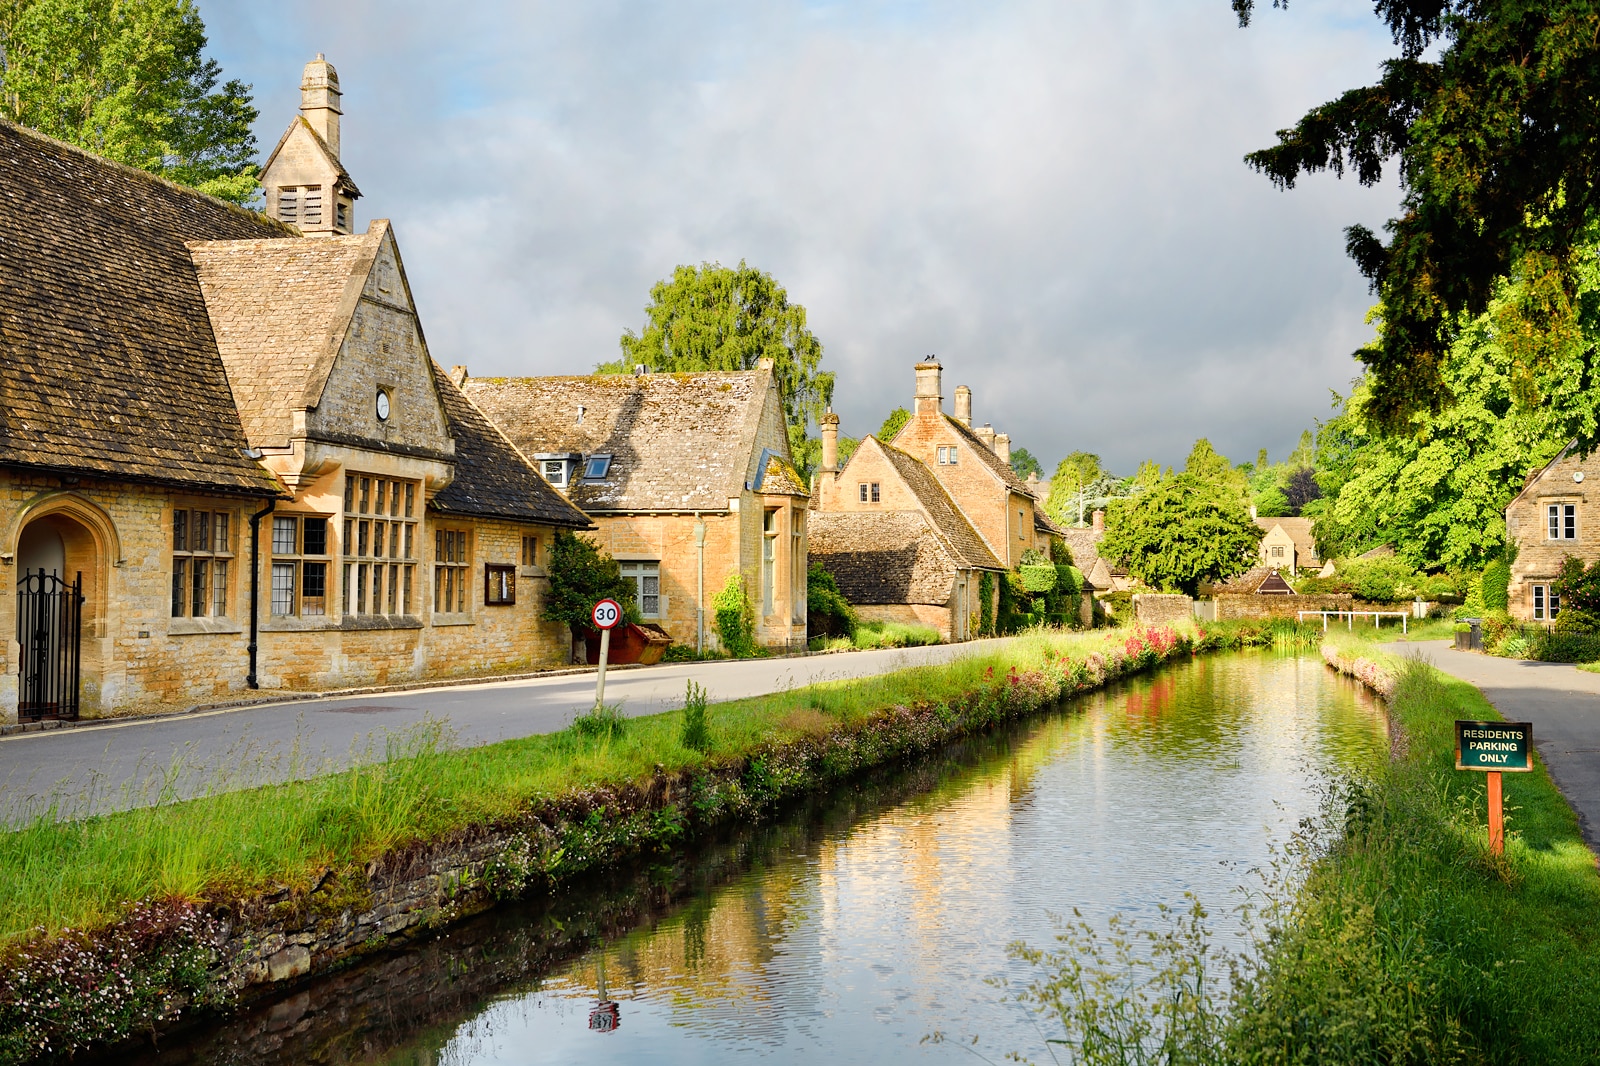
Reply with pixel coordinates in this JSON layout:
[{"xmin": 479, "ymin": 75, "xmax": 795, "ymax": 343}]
[
  {"xmin": 589, "ymin": 1000, "xmax": 620, "ymax": 1033},
  {"xmin": 1455, "ymin": 720, "xmax": 1532, "ymax": 772}
]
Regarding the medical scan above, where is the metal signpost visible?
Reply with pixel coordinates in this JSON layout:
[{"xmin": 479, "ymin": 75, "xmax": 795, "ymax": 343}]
[
  {"xmin": 1455, "ymin": 719, "xmax": 1533, "ymax": 856},
  {"xmin": 591, "ymin": 598, "xmax": 622, "ymax": 711}
]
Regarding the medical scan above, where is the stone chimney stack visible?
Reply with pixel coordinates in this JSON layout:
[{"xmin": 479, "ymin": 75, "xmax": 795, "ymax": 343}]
[
  {"xmin": 995, "ymin": 433, "xmax": 1011, "ymax": 465},
  {"xmin": 820, "ymin": 411, "xmax": 840, "ymax": 473},
  {"xmin": 449, "ymin": 365, "xmax": 469, "ymax": 388},
  {"xmin": 976, "ymin": 423, "xmax": 996, "ymax": 452},
  {"xmin": 300, "ymin": 54, "xmax": 342, "ymax": 158},
  {"xmin": 953, "ymin": 385, "xmax": 972, "ymax": 427},
  {"xmin": 1092, "ymin": 510, "xmax": 1105, "ymax": 532},
  {"xmin": 913, "ymin": 359, "xmax": 943, "ymax": 416}
]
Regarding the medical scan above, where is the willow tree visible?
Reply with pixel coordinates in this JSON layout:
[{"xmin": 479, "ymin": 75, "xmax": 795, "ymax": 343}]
[
  {"xmin": 0, "ymin": 0, "xmax": 259, "ymax": 203},
  {"xmin": 603, "ymin": 261, "xmax": 833, "ymax": 461}
]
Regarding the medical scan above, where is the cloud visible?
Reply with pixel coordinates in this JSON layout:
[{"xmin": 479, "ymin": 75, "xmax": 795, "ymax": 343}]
[{"xmin": 207, "ymin": 0, "xmax": 1399, "ymax": 473}]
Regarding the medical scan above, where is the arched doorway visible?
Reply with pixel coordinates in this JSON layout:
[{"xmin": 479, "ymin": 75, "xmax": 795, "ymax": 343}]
[{"xmin": 14, "ymin": 514, "xmax": 91, "ymax": 720}]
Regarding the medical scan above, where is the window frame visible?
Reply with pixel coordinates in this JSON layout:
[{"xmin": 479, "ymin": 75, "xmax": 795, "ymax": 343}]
[
  {"xmin": 583, "ymin": 455, "xmax": 612, "ymax": 480},
  {"xmin": 484, "ymin": 564, "xmax": 517, "ymax": 606},
  {"xmin": 268, "ymin": 514, "xmax": 332, "ymax": 618},
  {"xmin": 619, "ymin": 560, "xmax": 662, "ymax": 619},
  {"xmin": 521, "ymin": 535, "xmax": 540, "ymax": 567},
  {"xmin": 762, "ymin": 508, "xmax": 779, "ymax": 617},
  {"xmin": 1547, "ymin": 501, "xmax": 1578, "ymax": 541},
  {"xmin": 541, "ymin": 459, "xmax": 569, "ymax": 488},
  {"xmin": 171, "ymin": 507, "xmax": 236, "ymax": 619},
  {"xmin": 1532, "ymin": 583, "xmax": 1562, "ymax": 621},
  {"xmin": 434, "ymin": 527, "xmax": 472, "ymax": 614}
]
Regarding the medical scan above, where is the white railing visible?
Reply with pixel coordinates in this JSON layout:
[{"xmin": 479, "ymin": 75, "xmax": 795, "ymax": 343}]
[{"xmin": 1298, "ymin": 610, "xmax": 1409, "ymax": 635}]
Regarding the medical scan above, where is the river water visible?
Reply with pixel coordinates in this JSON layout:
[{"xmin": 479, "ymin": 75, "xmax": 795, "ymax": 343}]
[{"xmin": 126, "ymin": 652, "xmax": 1386, "ymax": 1066}]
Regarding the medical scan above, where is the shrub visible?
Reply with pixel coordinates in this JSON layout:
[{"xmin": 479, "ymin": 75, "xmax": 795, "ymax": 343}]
[
  {"xmin": 712, "ymin": 573, "xmax": 759, "ymax": 658},
  {"xmin": 543, "ymin": 530, "xmax": 636, "ymax": 635},
  {"xmin": 1531, "ymin": 629, "xmax": 1600, "ymax": 663},
  {"xmin": 1019, "ymin": 563, "xmax": 1058, "ymax": 593},
  {"xmin": 1340, "ymin": 556, "xmax": 1417, "ymax": 603},
  {"xmin": 979, "ymin": 571, "xmax": 995, "ymax": 636},
  {"xmin": 1481, "ymin": 559, "xmax": 1511, "ymax": 611},
  {"xmin": 806, "ymin": 563, "xmax": 856, "ymax": 639},
  {"xmin": 679, "ymin": 681, "xmax": 711, "ymax": 752},
  {"xmin": 571, "ymin": 702, "xmax": 627, "ymax": 739}
]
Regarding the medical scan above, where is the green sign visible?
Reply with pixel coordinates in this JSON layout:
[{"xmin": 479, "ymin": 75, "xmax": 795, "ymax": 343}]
[{"xmin": 1455, "ymin": 720, "xmax": 1533, "ymax": 772}]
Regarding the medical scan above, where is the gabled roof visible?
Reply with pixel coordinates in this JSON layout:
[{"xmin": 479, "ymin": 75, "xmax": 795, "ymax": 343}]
[
  {"xmin": 1506, "ymin": 440, "xmax": 1578, "ymax": 511},
  {"xmin": 428, "ymin": 365, "xmax": 591, "ymax": 528},
  {"xmin": 939, "ymin": 415, "xmax": 1034, "ymax": 495},
  {"xmin": 0, "ymin": 118, "xmax": 285, "ymax": 496},
  {"xmin": 809, "ymin": 511, "xmax": 963, "ymax": 606},
  {"xmin": 1255, "ymin": 516, "xmax": 1319, "ymax": 561},
  {"xmin": 869, "ymin": 439, "xmax": 1004, "ymax": 571},
  {"xmin": 755, "ymin": 451, "xmax": 810, "ymax": 497},
  {"xmin": 189, "ymin": 226, "xmax": 385, "ymax": 448},
  {"xmin": 461, "ymin": 370, "xmax": 779, "ymax": 512},
  {"xmin": 260, "ymin": 116, "xmax": 362, "ymax": 198}
]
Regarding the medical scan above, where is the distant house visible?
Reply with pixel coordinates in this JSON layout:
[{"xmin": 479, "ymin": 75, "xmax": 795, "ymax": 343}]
[
  {"xmin": 1505, "ymin": 442, "xmax": 1598, "ymax": 624},
  {"xmin": 1254, "ymin": 516, "xmax": 1319, "ymax": 576},
  {"xmin": 460, "ymin": 365, "xmax": 810, "ymax": 652},
  {"xmin": 810, "ymin": 435, "xmax": 1005, "ymax": 640},
  {"xmin": 1058, "ymin": 513, "xmax": 1126, "ymax": 595}
]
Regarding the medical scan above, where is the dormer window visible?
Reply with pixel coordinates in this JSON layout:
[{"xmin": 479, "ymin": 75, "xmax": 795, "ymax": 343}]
[
  {"xmin": 584, "ymin": 455, "xmax": 612, "ymax": 480},
  {"xmin": 541, "ymin": 459, "xmax": 569, "ymax": 487}
]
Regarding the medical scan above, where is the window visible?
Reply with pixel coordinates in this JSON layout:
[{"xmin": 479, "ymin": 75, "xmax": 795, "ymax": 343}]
[
  {"xmin": 1533, "ymin": 584, "xmax": 1562, "ymax": 621},
  {"xmin": 858, "ymin": 482, "xmax": 880, "ymax": 504},
  {"xmin": 521, "ymin": 535, "xmax": 539, "ymax": 566},
  {"xmin": 763, "ymin": 508, "xmax": 779, "ymax": 616},
  {"xmin": 276, "ymin": 188, "xmax": 297, "ymax": 224},
  {"xmin": 542, "ymin": 460, "xmax": 569, "ymax": 488},
  {"xmin": 1547, "ymin": 502, "xmax": 1578, "ymax": 541},
  {"xmin": 485, "ymin": 565, "xmax": 517, "ymax": 606},
  {"xmin": 342, "ymin": 473, "xmax": 420, "ymax": 617},
  {"xmin": 1271, "ymin": 545, "xmax": 1285, "ymax": 558},
  {"xmin": 584, "ymin": 455, "xmax": 612, "ymax": 480},
  {"xmin": 434, "ymin": 528, "xmax": 471, "ymax": 613},
  {"xmin": 302, "ymin": 186, "xmax": 322, "ymax": 225},
  {"xmin": 937, "ymin": 446, "xmax": 958, "ymax": 465},
  {"xmin": 791, "ymin": 509, "xmax": 805, "ymax": 624},
  {"xmin": 620, "ymin": 561, "xmax": 661, "ymax": 618},
  {"xmin": 268, "ymin": 515, "xmax": 330, "ymax": 617},
  {"xmin": 171, "ymin": 508, "xmax": 234, "ymax": 618}
]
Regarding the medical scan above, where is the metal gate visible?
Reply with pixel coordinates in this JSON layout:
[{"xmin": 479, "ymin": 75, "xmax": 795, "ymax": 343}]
[{"xmin": 16, "ymin": 569, "xmax": 82, "ymax": 721}]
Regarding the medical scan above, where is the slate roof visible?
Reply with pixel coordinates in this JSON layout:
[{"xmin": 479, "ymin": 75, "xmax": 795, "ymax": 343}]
[
  {"xmin": 189, "ymin": 229, "xmax": 381, "ymax": 448},
  {"xmin": 461, "ymin": 371, "xmax": 778, "ymax": 511},
  {"xmin": 809, "ymin": 512, "xmax": 962, "ymax": 606},
  {"xmin": 873, "ymin": 441, "xmax": 1004, "ymax": 571},
  {"xmin": 0, "ymin": 118, "xmax": 286, "ymax": 495},
  {"xmin": 428, "ymin": 365, "xmax": 591, "ymax": 528}
]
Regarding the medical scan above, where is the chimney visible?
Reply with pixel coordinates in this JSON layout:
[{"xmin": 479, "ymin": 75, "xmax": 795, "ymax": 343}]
[
  {"xmin": 300, "ymin": 54, "xmax": 342, "ymax": 159},
  {"xmin": 757, "ymin": 356, "xmax": 775, "ymax": 372},
  {"xmin": 449, "ymin": 365, "xmax": 469, "ymax": 388},
  {"xmin": 995, "ymin": 433, "xmax": 1011, "ymax": 465},
  {"xmin": 953, "ymin": 385, "xmax": 972, "ymax": 427},
  {"xmin": 976, "ymin": 422, "xmax": 996, "ymax": 452},
  {"xmin": 1026, "ymin": 471, "xmax": 1041, "ymax": 493},
  {"xmin": 820, "ymin": 411, "xmax": 840, "ymax": 473},
  {"xmin": 1092, "ymin": 509, "xmax": 1105, "ymax": 532},
  {"xmin": 913, "ymin": 359, "xmax": 943, "ymax": 416}
]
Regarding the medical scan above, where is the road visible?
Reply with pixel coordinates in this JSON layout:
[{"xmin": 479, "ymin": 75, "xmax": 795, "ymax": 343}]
[
  {"xmin": 1389, "ymin": 639, "xmax": 1600, "ymax": 849},
  {"xmin": 0, "ymin": 639, "xmax": 1013, "ymax": 824}
]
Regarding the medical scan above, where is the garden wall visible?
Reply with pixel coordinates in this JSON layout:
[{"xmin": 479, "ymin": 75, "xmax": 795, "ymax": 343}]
[
  {"xmin": 1132, "ymin": 594, "xmax": 1192, "ymax": 626},
  {"xmin": 1215, "ymin": 593, "xmax": 1353, "ymax": 621}
]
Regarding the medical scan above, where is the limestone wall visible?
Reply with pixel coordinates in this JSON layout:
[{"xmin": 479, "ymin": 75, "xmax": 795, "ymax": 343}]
[
  {"xmin": 1132, "ymin": 593, "xmax": 1192, "ymax": 626},
  {"xmin": 1507, "ymin": 449, "xmax": 1600, "ymax": 622},
  {"xmin": 1214, "ymin": 593, "xmax": 1354, "ymax": 620}
]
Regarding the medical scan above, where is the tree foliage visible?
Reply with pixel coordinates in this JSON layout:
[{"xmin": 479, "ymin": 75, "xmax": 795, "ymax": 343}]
[
  {"xmin": 1046, "ymin": 451, "xmax": 1122, "ymax": 528},
  {"xmin": 1236, "ymin": 0, "xmax": 1600, "ymax": 433},
  {"xmin": 0, "ymin": 0, "xmax": 259, "ymax": 203},
  {"xmin": 605, "ymin": 261, "xmax": 833, "ymax": 460},
  {"xmin": 1100, "ymin": 473, "xmax": 1262, "ymax": 595},
  {"xmin": 1009, "ymin": 446, "xmax": 1043, "ymax": 480},
  {"xmin": 543, "ymin": 530, "xmax": 636, "ymax": 634},
  {"xmin": 877, "ymin": 406, "xmax": 910, "ymax": 442},
  {"xmin": 805, "ymin": 562, "xmax": 857, "ymax": 640}
]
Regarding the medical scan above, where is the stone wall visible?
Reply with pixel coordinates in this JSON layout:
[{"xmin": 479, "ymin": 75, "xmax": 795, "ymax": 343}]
[
  {"xmin": 1214, "ymin": 593, "xmax": 1354, "ymax": 621},
  {"xmin": 1132, "ymin": 593, "xmax": 1192, "ymax": 626}
]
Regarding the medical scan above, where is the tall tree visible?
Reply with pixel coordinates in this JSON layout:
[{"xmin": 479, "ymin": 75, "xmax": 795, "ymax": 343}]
[
  {"xmin": 0, "ymin": 0, "xmax": 259, "ymax": 203},
  {"xmin": 877, "ymin": 406, "xmax": 910, "ymax": 442},
  {"xmin": 1009, "ymin": 446, "xmax": 1043, "ymax": 480},
  {"xmin": 1100, "ymin": 473, "xmax": 1262, "ymax": 595},
  {"xmin": 605, "ymin": 261, "xmax": 833, "ymax": 461},
  {"xmin": 1236, "ymin": 1, "xmax": 1600, "ymax": 434},
  {"xmin": 1045, "ymin": 451, "xmax": 1110, "ymax": 527}
]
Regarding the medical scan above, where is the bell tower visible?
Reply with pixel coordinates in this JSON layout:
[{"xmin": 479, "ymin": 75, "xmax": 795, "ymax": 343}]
[{"xmin": 258, "ymin": 54, "xmax": 363, "ymax": 236}]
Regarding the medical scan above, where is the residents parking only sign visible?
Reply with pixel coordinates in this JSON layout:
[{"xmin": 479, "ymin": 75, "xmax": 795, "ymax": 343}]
[{"xmin": 1455, "ymin": 720, "xmax": 1532, "ymax": 772}]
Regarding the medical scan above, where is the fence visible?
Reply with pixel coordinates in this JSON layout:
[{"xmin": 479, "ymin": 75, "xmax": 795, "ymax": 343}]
[{"xmin": 1298, "ymin": 609, "xmax": 1409, "ymax": 635}]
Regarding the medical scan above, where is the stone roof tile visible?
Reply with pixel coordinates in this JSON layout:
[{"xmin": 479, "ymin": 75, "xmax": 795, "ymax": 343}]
[
  {"xmin": 874, "ymin": 442, "xmax": 1005, "ymax": 571},
  {"xmin": 809, "ymin": 511, "xmax": 959, "ymax": 605}
]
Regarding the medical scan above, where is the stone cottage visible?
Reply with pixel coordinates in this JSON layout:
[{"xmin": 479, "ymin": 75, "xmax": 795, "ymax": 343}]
[
  {"xmin": 459, "ymin": 366, "xmax": 811, "ymax": 652},
  {"xmin": 1, "ymin": 59, "xmax": 591, "ymax": 723},
  {"xmin": 1506, "ymin": 442, "xmax": 1600, "ymax": 624},
  {"xmin": 1254, "ymin": 516, "xmax": 1319, "ymax": 576},
  {"xmin": 810, "ymin": 434, "xmax": 1006, "ymax": 640}
]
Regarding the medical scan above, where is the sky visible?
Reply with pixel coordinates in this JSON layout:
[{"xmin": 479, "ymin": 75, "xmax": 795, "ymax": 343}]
[{"xmin": 205, "ymin": 0, "xmax": 1403, "ymax": 476}]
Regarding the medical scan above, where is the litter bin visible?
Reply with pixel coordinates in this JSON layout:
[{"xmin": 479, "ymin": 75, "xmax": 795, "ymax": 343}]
[{"xmin": 1456, "ymin": 618, "xmax": 1482, "ymax": 651}]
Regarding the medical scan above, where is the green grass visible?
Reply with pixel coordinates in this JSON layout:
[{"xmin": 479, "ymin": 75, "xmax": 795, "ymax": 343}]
[
  {"xmin": 0, "ymin": 624, "xmax": 1243, "ymax": 949},
  {"xmin": 1230, "ymin": 633, "xmax": 1600, "ymax": 1062},
  {"xmin": 808, "ymin": 619, "xmax": 943, "ymax": 652}
]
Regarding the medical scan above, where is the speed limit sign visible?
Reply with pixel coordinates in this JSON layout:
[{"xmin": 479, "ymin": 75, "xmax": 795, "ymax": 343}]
[{"xmin": 592, "ymin": 599, "xmax": 622, "ymax": 630}]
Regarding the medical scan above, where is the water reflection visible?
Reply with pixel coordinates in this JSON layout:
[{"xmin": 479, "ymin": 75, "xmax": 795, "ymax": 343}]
[{"xmin": 128, "ymin": 653, "xmax": 1384, "ymax": 1066}]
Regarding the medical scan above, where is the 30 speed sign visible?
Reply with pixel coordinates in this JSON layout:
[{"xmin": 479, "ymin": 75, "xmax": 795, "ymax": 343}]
[{"xmin": 591, "ymin": 599, "xmax": 622, "ymax": 630}]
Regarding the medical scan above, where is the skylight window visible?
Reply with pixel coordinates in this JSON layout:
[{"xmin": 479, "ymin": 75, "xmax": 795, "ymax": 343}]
[{"xmin": 584, "ymin": 455, "xmax": 612, "ymax": 480}]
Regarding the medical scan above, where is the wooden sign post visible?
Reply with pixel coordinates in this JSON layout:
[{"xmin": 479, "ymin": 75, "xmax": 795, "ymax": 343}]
[
  {"xmin": 1455, "ymin": 720, "xmax": 1533, "ymax": 856},
  {"xmin": 591, "ymin": 598, "xmax": 622, "ymax": 711}
]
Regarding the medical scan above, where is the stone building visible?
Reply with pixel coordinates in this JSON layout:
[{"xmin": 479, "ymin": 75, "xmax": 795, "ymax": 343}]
[
  {"xmin": 459, "ymin": 366, "xmax": 811, "ymax": 652},
  {"xmin": 1254, "ymin": 516, "xmax": 1319, "ymax": 576},
  {"xmin": 1, "ymin": 59, "xmax": 591, "ymax": 723},
  {"xmin": 810, "ymin": 435, "xmax": 1005, "ymax": 640},
  {"xmin": 1506, "ymin": 442, "xmax": 1599, "ymax": 623}
]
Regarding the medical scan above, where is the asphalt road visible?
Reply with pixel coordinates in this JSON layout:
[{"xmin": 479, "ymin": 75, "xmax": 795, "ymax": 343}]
[
  {"xmin": 0, "ymin": 639, "xmax": 1014, "ymax": 824},
  {"xmin": 1388, "ymin": 639, "xmax": 1600, "ymax": 849}
]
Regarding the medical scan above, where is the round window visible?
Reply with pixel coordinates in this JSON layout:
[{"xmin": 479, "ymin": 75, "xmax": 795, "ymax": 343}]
[{"xmin": 376, "ymin": 389, "xmax": 391, "ymax": 421}]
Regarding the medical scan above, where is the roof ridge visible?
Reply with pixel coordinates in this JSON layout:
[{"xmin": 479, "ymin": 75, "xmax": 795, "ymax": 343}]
[
  {"xmin": 942, "ymin": 413, "xmax": 1030, "ymax": 493},
  {"xmin": 872, "ymin": 438, "xmax": 1004, "ymax": 570}
]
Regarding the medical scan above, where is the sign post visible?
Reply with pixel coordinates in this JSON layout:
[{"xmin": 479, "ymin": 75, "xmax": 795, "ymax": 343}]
[
  {"xmin": 591, "ymin": 598, "xmax": 622, "ymax": 711},
  {"xmin": 1455, "ymin": 719, "xmax": 1533, "ymax": 856}
]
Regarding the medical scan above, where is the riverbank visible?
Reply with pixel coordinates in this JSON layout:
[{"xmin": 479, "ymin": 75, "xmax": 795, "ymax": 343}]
[
  {"xmin": 0, "ymin": 621, "xmax": 1307, "ymax": 1063},
  {"xmin": 1252, "ymin": 635, "xmax": 1600, "ymax": 1061}
]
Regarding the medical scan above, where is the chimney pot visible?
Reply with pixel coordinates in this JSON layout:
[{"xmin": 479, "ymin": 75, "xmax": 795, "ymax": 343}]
[
  {"xmin": 1092, "ymin": 510, "xmax": 1105, "ymax": 532},
  {"xmin": 995, "ymin": 433, "xmax": 1011, "ymax": 465},
  {"xmin": 953, "ymin": 385, "xmax": 972, "ymax": 427},
  {"xmin": 976, "ymin": 423, "xmax": 996, "ymax": 452},
  {"xmin": 913, "ymin": 359, "xmax": 943, "ymax": 417},
  {"xmin": 820, "ymin": 411, "xmax": 840, "ymax": 473},
  {"xmin": 449, "ymin": 365, "xmax": 468, "ymax": 387}
]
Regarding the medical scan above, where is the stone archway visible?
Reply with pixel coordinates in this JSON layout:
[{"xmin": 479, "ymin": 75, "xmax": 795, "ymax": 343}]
[{"xmin": 11, "ymin": 504, "xmax": 111, "ymax": 719}]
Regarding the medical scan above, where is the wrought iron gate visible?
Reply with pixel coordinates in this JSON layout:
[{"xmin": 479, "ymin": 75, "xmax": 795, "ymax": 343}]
[{"xmin": 16, "ymin": 569, "xmax": 82, "ymax": 721}]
